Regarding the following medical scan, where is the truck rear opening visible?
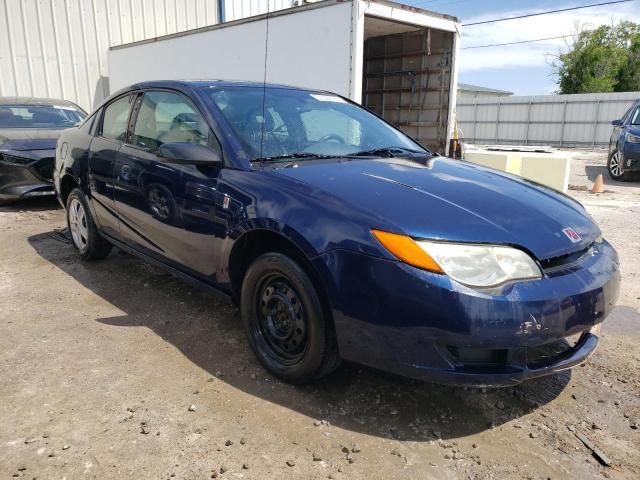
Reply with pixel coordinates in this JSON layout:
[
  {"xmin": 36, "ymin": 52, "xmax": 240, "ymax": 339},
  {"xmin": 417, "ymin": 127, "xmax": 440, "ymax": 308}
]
[{"xmin": 363, "ymin": 16, "xmax": 455, "ymax": 153}]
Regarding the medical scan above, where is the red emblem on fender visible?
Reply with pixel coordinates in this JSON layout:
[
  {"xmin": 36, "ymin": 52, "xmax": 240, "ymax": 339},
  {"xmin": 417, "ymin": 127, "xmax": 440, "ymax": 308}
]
[{"xmin": 562, "ymin": 227, "xmax": 581, "ymax": 243}]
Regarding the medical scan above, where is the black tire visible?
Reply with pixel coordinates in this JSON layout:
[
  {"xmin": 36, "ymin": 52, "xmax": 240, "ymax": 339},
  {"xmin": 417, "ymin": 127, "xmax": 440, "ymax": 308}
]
[
  {"xmin": 240, "ymin": 252, "xmax": 340, "ymax": 384},
  {"xmin": 607, "ymin": 149, "xmax": 631, "ymax": 181},
  {"xmin": 66, "ymin": 188, "xmax": 112, "ymax": 260}
]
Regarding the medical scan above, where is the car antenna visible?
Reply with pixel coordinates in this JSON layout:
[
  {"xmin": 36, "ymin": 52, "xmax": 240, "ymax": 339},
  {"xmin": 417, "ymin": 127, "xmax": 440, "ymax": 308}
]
[{"xmin": 260, "ymin": 1, "xmax": 271, "ymax": 162}]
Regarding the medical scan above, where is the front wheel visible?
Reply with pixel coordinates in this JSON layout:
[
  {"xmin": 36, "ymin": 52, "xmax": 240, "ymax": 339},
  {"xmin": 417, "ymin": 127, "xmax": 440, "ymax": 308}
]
[
  {"xmin": 608, "ymin": 150, "xmax": 631, "ymax": 181},
  {"xmin": 66, "ymin": 188, "xmax": 112, "ymax": 260},
  {"xmin": 240, "ymin": 253, "xmax": 340, "ymax": 384}
]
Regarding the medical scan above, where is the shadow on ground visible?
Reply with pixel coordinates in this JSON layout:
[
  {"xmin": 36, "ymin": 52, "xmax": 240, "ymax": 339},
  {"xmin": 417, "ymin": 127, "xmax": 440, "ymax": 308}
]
[
  {"xmin": 28, "ymin": 231, "xmax": 571, "ymax": 442},
  {"xmin": 0, "ymin": 196, "xmax": 61, "ymax": 212}
]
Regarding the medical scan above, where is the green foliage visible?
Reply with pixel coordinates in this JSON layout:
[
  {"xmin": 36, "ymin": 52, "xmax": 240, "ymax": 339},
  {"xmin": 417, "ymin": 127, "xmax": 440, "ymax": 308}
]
[{"xmin": 556, "ymin": 21, "xmax": 640, "ymax": 94}]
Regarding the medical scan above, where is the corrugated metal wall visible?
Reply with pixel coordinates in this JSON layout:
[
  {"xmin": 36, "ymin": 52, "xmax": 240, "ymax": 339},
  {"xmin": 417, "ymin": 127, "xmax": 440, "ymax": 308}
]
[
  {"xmin": 0, "ymin": 0, "xmax": 219, "ymax": 111},
  {"xmin": 222, "ymin": 0, "xmax": 297, "ymax": 22},
  {"xmin": 457, "ymin": 91, "xmax": 640, "ymax": 148}
]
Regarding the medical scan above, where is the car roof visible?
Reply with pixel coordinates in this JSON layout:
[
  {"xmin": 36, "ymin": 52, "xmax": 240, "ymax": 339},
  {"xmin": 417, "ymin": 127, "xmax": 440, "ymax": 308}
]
[
  {"xmin": 102, "ymin": 80, "xmax": 339, "ymax": 112},
  {"xmin": 0, "ymin": 96, "xmax": 82, "ymax": 108},
  {"xmin": 121, "ymin": 79, "xmax": 329, "ymax": 94}
]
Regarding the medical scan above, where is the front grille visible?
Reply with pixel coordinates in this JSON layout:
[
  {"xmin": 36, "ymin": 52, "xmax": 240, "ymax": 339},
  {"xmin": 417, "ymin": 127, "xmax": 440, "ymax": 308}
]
[
  {"xmin": 446, "ymin": 332, "xmax": 586, "ymax": 371},
  {"xmin": 33, "ymin": 157, "xmax": 55, "ymax": 180},
  {"xmin": 446, "ymin": 346, "xmax": 508, "ymax": 365},
  {"xmin": 540, "ymin": 246, "xmax": 591, "ymax": 271}
]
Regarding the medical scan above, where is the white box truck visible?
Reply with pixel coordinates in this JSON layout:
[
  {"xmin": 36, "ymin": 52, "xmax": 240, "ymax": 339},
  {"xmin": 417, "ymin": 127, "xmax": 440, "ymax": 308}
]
[{"xmin": 109, "ymin": 0, "xmax": 460, "ymax": 154}]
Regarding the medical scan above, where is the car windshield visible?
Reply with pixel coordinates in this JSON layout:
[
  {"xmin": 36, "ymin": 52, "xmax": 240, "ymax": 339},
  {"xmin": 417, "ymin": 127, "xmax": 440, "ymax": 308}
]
[
  {"xmin": 0, "ymin": 104, "xmax": 86, "ymax": 129},
  {"xmin": 202, "ymin": 86, "xmax": 427, "ymax": 161}
]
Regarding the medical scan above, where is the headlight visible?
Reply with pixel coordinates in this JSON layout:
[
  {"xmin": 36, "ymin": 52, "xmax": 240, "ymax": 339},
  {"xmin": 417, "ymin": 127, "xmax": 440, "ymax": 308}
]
[
  {"xmin": 628, "ymin": 134, "xmax": 640, "ymax": 144},
  {"xmin": 417, "ymin": 241, "xmax": 542, "ymax": 287},
  {"xmin": 372, "ymin": 230, "xmax": 541, "ymax": 287}
]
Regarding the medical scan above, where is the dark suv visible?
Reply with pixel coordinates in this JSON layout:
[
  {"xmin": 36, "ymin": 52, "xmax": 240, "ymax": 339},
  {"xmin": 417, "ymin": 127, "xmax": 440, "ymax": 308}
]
[{"xmin": 608, "ymin": 99, "xmax": 640, "ymax": 181}]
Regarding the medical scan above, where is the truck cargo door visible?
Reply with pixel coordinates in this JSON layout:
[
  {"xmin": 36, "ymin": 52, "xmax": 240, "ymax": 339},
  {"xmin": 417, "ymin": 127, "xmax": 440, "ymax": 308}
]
[{"xmin": 363, "ymin": 28, "xmax": 454, "ymax": 155}]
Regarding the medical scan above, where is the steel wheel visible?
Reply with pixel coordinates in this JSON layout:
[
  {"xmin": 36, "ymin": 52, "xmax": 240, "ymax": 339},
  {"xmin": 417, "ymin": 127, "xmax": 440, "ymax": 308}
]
[
  {"xmin": 241, "ymin": 252, "xmax": 341, "ymax": 384},
  {"xmin": 254, "ymin": 274, "xmax": 308, "ymax": 364},
  {"xmin": 68, "ymin": 198, "xmax": 89, "ymax": 252},
  {"xmin": 609, "ymin": 151, "xmax": 625, "ymax": 178}
]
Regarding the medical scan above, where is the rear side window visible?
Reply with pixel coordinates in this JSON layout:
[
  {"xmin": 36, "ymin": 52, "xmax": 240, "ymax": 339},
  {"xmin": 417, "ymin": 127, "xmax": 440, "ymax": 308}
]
[
  {"xmin": 132, "ymin": 91, "xmax": 211, "ymax": 152},
  {"xmin": 101, "ymin": 94, "xmax": 135, "ymax": 142}
]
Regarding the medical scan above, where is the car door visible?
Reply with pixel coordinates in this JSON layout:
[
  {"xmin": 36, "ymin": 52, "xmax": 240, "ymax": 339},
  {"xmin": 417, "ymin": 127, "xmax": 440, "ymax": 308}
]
[
  {"xmin": 88, "ymin": 93, "xmax": 137, "ymax": 238},
  {"xmin": 114, "ymin": 89, "xmax": 227, "ymax": 280}
]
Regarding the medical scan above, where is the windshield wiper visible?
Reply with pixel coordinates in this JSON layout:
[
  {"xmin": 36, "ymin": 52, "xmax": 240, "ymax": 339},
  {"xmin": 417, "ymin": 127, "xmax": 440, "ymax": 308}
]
[
  {"xmin": 252, "ymin": 152, "xmax": 342, "ymax": 163},
  {"xmin": 346, "ymin": 147, "xmax": 428, "ymax": 158}
]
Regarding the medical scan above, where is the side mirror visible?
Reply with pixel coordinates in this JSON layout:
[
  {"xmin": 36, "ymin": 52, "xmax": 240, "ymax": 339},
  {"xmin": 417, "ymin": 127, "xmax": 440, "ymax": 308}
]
[
  {"xmin": 612, "ymin": 119, "xmax": 623, "ymax": 127},
  {"xmin": 157, "ymin": 142, "xmax": 222, "ymax": 166}
]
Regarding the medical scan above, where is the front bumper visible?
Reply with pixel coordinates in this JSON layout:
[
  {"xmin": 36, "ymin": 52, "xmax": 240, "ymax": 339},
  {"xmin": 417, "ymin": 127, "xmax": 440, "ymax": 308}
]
[
  {"xmin": 0, "ymin": 151, "xmax": 55, "ymax": 201},
  {"xmin": 315, "ymin": 240, "xmax": 620, "ymax": 386}
]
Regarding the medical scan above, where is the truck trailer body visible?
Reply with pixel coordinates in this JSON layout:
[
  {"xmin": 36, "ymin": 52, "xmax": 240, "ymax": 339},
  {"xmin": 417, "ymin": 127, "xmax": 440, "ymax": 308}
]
[{"xmin": 108, "ymin": 0, "xmax": 460, "ymax": 154}]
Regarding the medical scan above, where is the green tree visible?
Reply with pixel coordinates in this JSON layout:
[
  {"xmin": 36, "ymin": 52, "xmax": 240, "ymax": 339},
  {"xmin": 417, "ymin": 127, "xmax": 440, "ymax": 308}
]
[{"xmin": 555, "ymin": 21, "xmax": 640, "ymax": 94}]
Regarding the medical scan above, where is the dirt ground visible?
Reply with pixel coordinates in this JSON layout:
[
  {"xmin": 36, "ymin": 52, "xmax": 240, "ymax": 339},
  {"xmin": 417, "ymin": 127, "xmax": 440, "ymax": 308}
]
[{"xmin": 1, "ymin": 149, "xmax": 639, "ymax": 480}]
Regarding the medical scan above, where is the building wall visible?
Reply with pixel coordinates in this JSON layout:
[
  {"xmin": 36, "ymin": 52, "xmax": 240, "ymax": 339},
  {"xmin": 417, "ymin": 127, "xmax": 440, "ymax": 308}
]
[
  {"xmin": 457, "ymin": 91, "xmax": 640, "ymax": 147},
  {"xmin": 0, "ymin": 0, "xmax": 219, "ymax": 111}
]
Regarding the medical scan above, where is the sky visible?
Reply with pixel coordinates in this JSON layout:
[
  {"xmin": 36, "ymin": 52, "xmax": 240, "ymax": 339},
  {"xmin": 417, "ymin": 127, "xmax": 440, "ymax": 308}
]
[{"xmin": 403, "ymin": 0, "xmax": 640, "ymax": 95}]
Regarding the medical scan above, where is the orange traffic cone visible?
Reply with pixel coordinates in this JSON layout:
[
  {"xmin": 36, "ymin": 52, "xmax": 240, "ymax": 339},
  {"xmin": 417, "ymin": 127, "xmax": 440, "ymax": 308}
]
[{"xmin": 591, "ymin": 174, "xmax": 605, "ymax": 193}]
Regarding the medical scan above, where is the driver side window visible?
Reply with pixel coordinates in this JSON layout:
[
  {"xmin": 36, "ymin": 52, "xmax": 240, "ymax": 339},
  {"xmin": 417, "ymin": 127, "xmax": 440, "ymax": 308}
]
[
  {"xmin": 630, "ymin": 107, "xmax": 640, "ymax": 126},
  {"xmin": 132, "ymin": 91, "xmax": 213, "ymax": 153}
]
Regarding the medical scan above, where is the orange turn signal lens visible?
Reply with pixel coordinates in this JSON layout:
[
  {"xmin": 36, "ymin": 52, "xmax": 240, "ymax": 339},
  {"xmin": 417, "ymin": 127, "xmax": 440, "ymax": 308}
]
[{"xmin": 371, "ymin": 229, "xmax": 443, "ymax": 273}]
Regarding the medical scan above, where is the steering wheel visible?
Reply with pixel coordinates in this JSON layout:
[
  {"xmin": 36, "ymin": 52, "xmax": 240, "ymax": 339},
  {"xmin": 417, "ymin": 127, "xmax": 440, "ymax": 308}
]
[
  {"xmin": 317, "ymin": 133, "xmax": 346, "ymax": 144},
  {"xmin": 271, "ymin": 123, "xmax": 288, "ymax": 134}
]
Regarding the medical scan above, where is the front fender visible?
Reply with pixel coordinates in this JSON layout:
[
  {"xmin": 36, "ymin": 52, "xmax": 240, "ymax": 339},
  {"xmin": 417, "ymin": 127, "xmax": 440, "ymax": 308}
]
[
  {"xmin": 217, "ymin": 168, "xmax": 391, "ymax": 269},
  {"xmin": 218, "ymin": 220, "xmax": 323, "ymax": 286},
  {"xmin": 228, "ymin": 219, "xmax": 321, "ymax": 260}
]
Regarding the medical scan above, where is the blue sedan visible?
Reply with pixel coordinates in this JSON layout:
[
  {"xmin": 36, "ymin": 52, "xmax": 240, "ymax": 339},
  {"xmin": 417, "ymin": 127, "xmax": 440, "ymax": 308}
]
[
  {"xmin": 609, "ymin": 98, "xmax": 640, "ymax": 181},
  {"xmin": 54, "ymin": 81, "xmax": 620, "ymax": 386}
]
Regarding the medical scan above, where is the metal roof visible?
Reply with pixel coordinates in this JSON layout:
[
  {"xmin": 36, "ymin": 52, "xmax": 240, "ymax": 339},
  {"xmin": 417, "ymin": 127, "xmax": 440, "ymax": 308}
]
[{"xmin": 457, "ymin": 83, "xmax": 513, "ymax": 95}]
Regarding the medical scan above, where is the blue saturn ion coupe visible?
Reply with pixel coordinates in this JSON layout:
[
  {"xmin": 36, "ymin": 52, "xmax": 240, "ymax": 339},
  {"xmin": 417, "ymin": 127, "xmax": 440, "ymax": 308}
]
[{"xmin": 54, "ymin": 81, "xmax": 620, "ymax": 386}]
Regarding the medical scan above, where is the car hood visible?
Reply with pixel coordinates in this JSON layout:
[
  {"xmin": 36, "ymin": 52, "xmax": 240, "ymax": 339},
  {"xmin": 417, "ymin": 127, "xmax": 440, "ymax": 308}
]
[
  {"xmin": 274, "ymin": 157, "xmax": 599, "ymax": 261},
  {"xmin": 0, "ymin": 128, "xmax": 64, "ymax": 151}
]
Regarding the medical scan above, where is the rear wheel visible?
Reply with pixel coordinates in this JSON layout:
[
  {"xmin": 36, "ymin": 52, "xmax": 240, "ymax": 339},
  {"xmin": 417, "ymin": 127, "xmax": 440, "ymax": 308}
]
[
  {"xmin": 66, "ymin": 188, "xmax": 112, "ymax": 260},
  {"xmin": 240, "ymin": 252, "xmax": 340, "ymax": 384},
  {"xmin": 608, "ymin": 150, "xmax": 631, "ymax": 181}
]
